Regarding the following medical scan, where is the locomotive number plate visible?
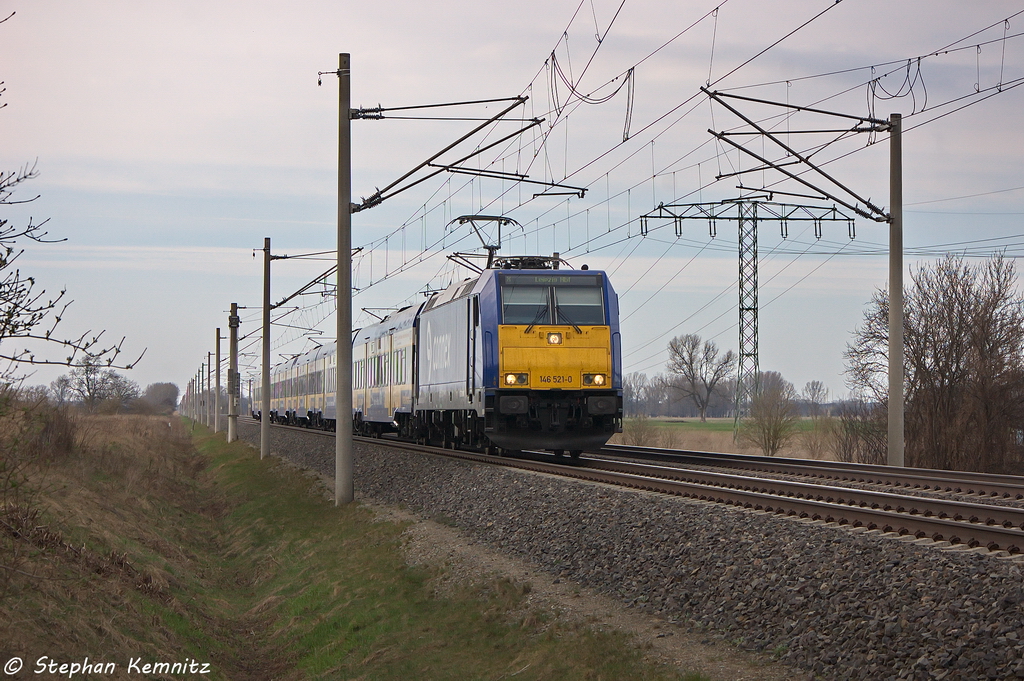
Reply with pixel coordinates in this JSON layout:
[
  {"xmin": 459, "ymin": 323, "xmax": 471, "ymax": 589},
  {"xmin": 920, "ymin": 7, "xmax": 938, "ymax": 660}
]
[{"xmin": 539, "ymin": 375, "xmax": 573, "ymax": 384}]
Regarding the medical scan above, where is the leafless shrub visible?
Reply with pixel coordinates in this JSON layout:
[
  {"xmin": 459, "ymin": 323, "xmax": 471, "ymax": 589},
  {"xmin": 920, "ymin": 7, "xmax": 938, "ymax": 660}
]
[
  {"xmin": 800, "ymin": 417, "xmax": 833, "ymax": 460},
  {"xmin": 658, "ymin": 424, "xmax": 682, "ymax": 450},
  {"xmin": 622, "ymin": 414, "xmax": 659, "ymax": 447},
  {"xmin": 0, "ymin": 388, "xmax": 79, "ymax": 593},
  {"xmin": 739, "ymin": 371, "xmax": 798, "ymax": 456},
  {"xmin": 831, "ymin": 401, "xmax": 887, "ymax": 464}
]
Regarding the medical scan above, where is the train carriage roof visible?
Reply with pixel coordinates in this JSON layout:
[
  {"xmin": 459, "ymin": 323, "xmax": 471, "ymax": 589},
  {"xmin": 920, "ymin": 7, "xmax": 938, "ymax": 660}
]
[
  {"xmin": 279, "ymin": 341, "xmax": 338, "ymax": 371},
  {"xmin": 353, "ymin": 302, "xmax": 423, "ymax": 345}
]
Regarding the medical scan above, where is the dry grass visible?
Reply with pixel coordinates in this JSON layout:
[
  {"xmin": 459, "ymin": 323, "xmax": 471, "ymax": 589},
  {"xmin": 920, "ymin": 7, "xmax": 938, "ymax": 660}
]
[
  {"xmin": 612, "ymin": 417, "xmax": 838, "ymax": 460},
  {"xmin": 1, "ymin": 413, "xmax": 699, "ymax": 680},
  {"xmin": 613, "ymin": 418, "xmax": 751, "ymax": 454},
  {"xmin": 0, "ymin": 414, "xmax": 293, "ymax": 679}
]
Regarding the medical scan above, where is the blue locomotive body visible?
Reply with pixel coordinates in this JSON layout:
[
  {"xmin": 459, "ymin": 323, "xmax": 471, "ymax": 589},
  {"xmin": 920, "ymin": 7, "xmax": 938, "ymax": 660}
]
[{"xmin": 260, "ymin": 266, "xmax": 622, "ymax": 455}]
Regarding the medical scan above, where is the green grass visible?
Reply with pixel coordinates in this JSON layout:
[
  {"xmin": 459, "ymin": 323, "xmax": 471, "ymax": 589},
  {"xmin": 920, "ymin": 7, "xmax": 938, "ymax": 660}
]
[
  {"xmin": 2, "ymin": 413, "xmax": 712, "ymax": 680},
  {"xmin": 195, "ymin": 425, "xmax": 697, "ymax": 680},
  {"xmin": 211, "ymin": 421, "xmax": 716, "ymax": 678}
]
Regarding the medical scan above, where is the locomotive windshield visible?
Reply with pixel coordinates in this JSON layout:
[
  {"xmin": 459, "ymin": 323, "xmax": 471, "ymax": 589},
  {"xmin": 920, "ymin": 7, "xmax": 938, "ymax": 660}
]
[{"xmin": 500, "ymin": 274, "xmax": 606, "ymax": 326}]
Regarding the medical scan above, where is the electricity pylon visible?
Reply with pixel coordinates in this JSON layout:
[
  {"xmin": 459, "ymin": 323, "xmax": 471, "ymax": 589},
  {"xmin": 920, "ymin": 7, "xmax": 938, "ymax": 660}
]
[{"xmin": 640, "ymin": 198, "xmax": 855, "ymax": 431}]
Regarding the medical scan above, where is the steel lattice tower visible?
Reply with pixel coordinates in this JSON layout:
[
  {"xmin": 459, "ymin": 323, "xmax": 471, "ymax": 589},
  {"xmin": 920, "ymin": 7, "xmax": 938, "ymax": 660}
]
[
  {"xmin": 735, "ymin": 201, "xmax": 758, "ymax": 419},
  {"xmin": 639, "ymin": 198, "xmax": 855, "ymax": 429}
]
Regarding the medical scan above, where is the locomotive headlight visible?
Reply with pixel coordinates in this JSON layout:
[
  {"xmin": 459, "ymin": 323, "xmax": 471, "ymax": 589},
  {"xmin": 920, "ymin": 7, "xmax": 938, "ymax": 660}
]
[
  {"xmin": 583, "ymin": 373, "xmax": 606, "ymax": 386},
  {"xmin": 546, "ymin": 332, "xmax": 563, "ymax": 345},
  {"xmin": 505, "ymin": 372, "xmax": 529, "ymax": 385}
]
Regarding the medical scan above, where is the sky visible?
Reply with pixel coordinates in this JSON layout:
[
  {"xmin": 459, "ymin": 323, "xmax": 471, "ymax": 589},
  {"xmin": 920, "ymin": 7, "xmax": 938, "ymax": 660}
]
[{"xmin": 2, "ymin": 0, "xmax": 1024, "ymax": 401}]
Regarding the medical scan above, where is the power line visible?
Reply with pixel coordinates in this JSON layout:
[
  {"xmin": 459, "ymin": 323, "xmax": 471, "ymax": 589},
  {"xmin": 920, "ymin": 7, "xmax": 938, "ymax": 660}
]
[{"xmin": 906, "ymin": 183, "xmax": 1024, "ymax": 205}]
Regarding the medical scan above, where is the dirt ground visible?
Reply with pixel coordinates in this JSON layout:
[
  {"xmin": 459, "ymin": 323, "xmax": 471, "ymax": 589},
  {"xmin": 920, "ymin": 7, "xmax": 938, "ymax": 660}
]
[
  {"xmin": 277, "ymin": 425, "xmax": 809, "ymax": 680},
  {"xmin": 358, "ymin": 497, "xmax": 795, "ymax": 681}
]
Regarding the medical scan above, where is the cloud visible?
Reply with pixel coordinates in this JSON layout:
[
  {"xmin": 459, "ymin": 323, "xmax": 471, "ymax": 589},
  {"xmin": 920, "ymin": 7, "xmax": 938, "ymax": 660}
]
[{"xmin": 18, "ymin": 244, "xmax": 258, "ymax": 273}]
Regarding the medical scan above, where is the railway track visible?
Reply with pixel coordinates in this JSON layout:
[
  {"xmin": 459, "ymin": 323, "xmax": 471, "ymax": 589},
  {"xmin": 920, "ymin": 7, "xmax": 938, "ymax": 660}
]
[
  {"xmin": 597, "ymin": 443, "xmax": 1024, "ymax": 500},
  {"xmin": 240, "ymin": 419, "xmax": 1024, "ymax": 554}
]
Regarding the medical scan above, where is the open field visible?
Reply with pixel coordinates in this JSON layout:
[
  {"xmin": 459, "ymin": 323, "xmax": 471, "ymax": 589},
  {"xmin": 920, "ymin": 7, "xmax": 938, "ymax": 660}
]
[
  {"xmin": 610, "ymin": 417, "xmax": 831, "ymax": 459},
  {"xmin": 1, "ymin": 412, "xmax": 704, "ymax": 680}
]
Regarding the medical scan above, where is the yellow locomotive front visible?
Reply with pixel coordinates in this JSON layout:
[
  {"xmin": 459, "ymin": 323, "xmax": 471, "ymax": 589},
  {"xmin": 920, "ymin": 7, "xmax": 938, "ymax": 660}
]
[
  {"xmin": 486, "ymin": 271, "xmax": 622, "ymax": 455},
  {"xmin": 498, "ymin": 325, "xmax": 612, "ymax": 392}
]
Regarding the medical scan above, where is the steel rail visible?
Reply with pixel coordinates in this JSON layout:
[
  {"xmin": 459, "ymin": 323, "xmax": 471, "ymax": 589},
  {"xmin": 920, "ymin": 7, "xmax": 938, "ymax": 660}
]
[
  {"xmin": 238, "ymin": 420, "xmax": 1024, "ymax": 552},
  {"xmin": 599, "ymin": 444, "xmax": 1024, "ymax": 500},
  {"xmin": 584, "ymin": 458, "xmax": 1024, "ymax": 531},
  {"xmin": 370, "ymin": 437, "xmax": 1024, "ymax": 554}
]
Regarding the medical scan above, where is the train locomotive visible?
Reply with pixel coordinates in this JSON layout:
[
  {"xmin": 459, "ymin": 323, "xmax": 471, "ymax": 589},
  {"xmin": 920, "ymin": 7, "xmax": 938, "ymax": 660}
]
[{"xmin": 256, "ymin": 257, "xmax": 622, "ymax": 456}]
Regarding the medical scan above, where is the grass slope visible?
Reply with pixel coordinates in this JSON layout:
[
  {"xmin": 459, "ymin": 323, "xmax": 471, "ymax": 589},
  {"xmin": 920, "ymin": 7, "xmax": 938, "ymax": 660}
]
[{"xmin": 2, "ymin": 414, "xmax": 702, "ymax": 680}]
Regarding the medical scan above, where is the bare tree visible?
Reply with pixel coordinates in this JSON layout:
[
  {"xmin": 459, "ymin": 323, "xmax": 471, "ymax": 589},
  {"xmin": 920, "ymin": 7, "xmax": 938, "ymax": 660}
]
[
  {"xmin": 59, "ymin": 358, "xmax": 142, "ymax": 413},
  {"xmin": 49, "ymin": 375, "xmax": 72, "ymax": 405},
  {"xmin": 801, "ymin": 380, "xmax": 833, "ymax": 459},
  {"xmin": 802, "ymin": 380, "xmax": 829, "ymax": 417},
  {"xmin": 107, "ymin": 373, "xmax": 141, "ymax": 409},
  {"xmin": 142, "ymin": 382, "xmax": 179, "ymax": 414},
  {"xmin": 66, "ymin": 357, "xmax": 114, "ymax": 411},
  {"xmin": 0, "ymin": 42, "xmax": 140, "ymax": 381},
  {"xmin": 622, "ymin": 371, "xmax": 650, "ymax": 417},
  {"xmin": 739, "ymin": 371, "xmax": 798, "ymax": 456},
  {"xmin": 666, "ymin": 333, "xmax": 736, "ymax": 422},
  {"xmin": 845, "ymin": 254, "xmax": 1024, "ymax": 472}
]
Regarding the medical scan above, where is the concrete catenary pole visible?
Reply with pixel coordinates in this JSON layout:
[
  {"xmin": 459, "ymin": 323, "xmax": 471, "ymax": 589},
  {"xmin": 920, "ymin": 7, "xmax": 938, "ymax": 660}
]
[
  {"xmin": 228, "ymin": 303, "xmax": 239, "ymax": 443},
  {"xmin": 262, "ymin": 237, "xmax": 271, "ymax": 460},
  {"xmin": 207, "ymin": 352, "xmax": 213, "ymax": 428},
  {"xmin": 215, "ymin": 328, "xmax": 221, "ymax": 433},
  {"xmin": 336, "ymin": 53, "xmax": 354, "ymax": 505},
  {"xmin": 888, "ymin": 113, "xmax": 904, "ymax": 467},
  {"xmin": 200, "ymin": 364, "xmax": 206, "ymax": 421}
]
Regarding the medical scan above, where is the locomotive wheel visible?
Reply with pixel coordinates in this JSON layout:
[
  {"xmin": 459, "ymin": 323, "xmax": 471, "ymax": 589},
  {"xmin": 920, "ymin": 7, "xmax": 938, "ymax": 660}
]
[
  {"xmin": 569, "ymin": 450, "xmax": 581, "ymax": 460},
  {"xmin": 553, "ymin": 449, "xmax": 565, "ymax": 457}
]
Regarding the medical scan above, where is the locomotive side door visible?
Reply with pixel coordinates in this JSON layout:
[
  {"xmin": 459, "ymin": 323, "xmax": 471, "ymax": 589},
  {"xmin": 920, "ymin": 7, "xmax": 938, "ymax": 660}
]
[{"xmin": 467, "ymin": 296, "xmax": 478, "ymax": 403}]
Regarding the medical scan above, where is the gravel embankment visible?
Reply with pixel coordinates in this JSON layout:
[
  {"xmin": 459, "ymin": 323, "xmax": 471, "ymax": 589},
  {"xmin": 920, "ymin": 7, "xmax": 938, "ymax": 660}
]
[{"xmin": 237, "ymin": 423, "xmax": 1024, "ymax": 680}]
